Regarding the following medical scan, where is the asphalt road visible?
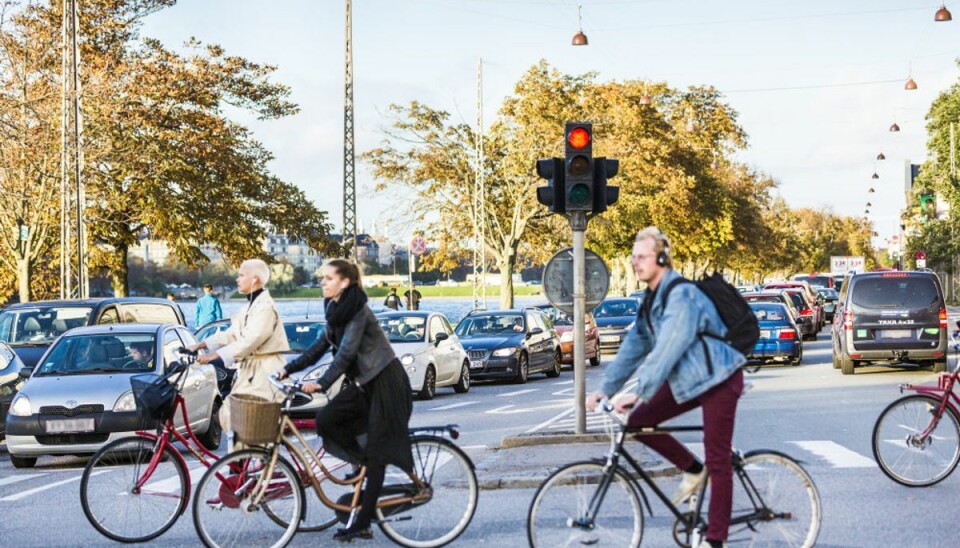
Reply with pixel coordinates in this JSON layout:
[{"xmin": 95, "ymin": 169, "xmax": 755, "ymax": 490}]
[{"xmin": 3, "ymin": 322, "xmax": 960, "ymax": 546}]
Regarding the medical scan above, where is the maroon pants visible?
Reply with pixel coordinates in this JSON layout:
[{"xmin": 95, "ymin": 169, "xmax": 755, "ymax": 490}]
[{"xmin": 626, "ymin": 369, "xmax": 744, "ymax": 542}]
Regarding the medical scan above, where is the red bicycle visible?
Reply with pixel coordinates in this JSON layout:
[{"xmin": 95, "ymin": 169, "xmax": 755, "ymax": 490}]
[
  {"xmin": 873, "ymin": 330, "xmax": 960, "ymax": 487},
  {"xmin": 79, "ymin": 350, "xmax": 349, "ymax": 543}
]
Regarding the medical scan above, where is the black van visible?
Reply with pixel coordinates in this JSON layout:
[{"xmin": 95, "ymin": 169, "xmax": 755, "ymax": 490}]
[{"xmin": 831, "ymin": 271, "xmax": 947, "ymax": 375}]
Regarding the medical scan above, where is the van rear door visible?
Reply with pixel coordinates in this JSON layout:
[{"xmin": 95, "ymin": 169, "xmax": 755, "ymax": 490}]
[{"xmin": 850, "ymin": 274, "xmax": 943, "ymax": 351}]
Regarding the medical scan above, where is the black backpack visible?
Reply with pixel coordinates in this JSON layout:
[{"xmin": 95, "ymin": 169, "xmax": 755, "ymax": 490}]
[{"xmin": 656, "ymin": 272, "xmax": 760, "ymax": 356}]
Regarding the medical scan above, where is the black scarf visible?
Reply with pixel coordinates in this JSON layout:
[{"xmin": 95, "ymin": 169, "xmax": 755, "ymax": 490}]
[{"xmin": 325, "ymin": 285, "xmax": 368, "ymax": 346}]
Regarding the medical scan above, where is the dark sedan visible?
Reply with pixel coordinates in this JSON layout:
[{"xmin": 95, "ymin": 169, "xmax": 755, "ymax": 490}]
[
  {"xmin": 455, "ymin": 309, "xmax": 561, "ymax": 383},
  {"xmin": 594, "ymin": 298, "xmax": 640, "ymax": 352},
  {"xmin": 817, "ymin": 287, "xmax": 839, "ymax": 323}
]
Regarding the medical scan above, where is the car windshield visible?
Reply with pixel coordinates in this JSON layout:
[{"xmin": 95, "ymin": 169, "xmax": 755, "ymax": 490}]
[
  {"xmin": 751, "ymin": 303, "xmax": 788, "ymax": 321},
  {"xmin": 817, "ymin": 288, "xmax": 838, "ymax": 299},
  {"xmin": 194, "ymin": 321, "xmax": 230, "ymax": 341},
  {"xmin": 851, "ymin": 277, "xmax": 940, "ymax": 309},
  {"xmin": 34, "ymin": 333, "xmax": 158, "ymax": 376},
  {"xmin": 454, "ymin": 314, "xmax": 525, "ymax": 337},
  {"xmin": 284, "ymin": 320, "xmax": 326, "ymax": 351},
  {"xmin": 593, "ymin": 300, "xmax": 638, "ymax": 318},
  {"xmin": 378, "ymin": 316, "xmax": 427, "ymax": 342},
  {"xmin": 0, "ymin": 306, "xmax": 93, "ymax": 346},
  {"xmin": 537, "ymin": 306, "xmax": 571, "ymax": 326}
]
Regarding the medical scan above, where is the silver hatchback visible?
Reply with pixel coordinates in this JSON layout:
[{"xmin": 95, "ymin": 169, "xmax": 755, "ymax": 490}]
[{"xmin": 6, "ymin": 324, "xmax": 220, "ymax": 468}]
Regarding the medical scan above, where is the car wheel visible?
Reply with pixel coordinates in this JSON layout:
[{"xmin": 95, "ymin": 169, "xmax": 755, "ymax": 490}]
[
  {"xmin": 454, "ymin": 360, "xmax": 471, "ymax": 394},
  {"xmin": 790, "ymin": 344, "xmax": 803, "ymax": 366},
  {"xmin": 546, "ymin": 350, "xmax": 562, "ymax": 378},
  {"xmin": 197, "ymin": 398, "xmax": 223, "ymax": 450},
  {"xmin": 933, "ymin": 359, "xmax": 947, "ymax": 373},
  {"xmin": 840, "ymin": 354, "xmax": 855, "ymax": 375},
  {"xmin": 832, "ymin": 348, "xmax": 841, "ymax": 369},
  {"xmin": 418, "ymin": 365, "xmax": 436, "ymax": 400},
  {"xmin": 515, "ymin": 353, "xmax": 529, "ymax": 384},
  {"xmin": 11, "ymin": 455, "xmax": 37, "ymax": 469}
]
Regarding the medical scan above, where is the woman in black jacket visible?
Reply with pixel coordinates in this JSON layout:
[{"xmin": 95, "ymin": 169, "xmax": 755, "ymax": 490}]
[{"xmin": 280, "ymin": 259, "xmax": 413, "ymax": 542}]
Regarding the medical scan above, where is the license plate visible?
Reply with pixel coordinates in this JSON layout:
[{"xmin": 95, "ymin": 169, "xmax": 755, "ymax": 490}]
[
  {"xmin": 600, "ymin": 335, "xmax": 620, "ymax": 343},
  {"xmin": 880, "ymin": 329, "xmax": 913, "ymax": 339},
  {"xmin": 469, "ymin": 360, "xmax": 484, "ymax": 369},
  {"xmin": 759, "ymin": 330, "xmax": 771, "ymax": 339},
  {"xmin": 45, "ymin": 418, "xmax": 95, "ymax": 433}
]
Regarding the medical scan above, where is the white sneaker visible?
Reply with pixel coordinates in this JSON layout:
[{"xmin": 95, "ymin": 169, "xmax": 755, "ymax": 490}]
[
  {"xmin": 671, "ymin": 469, "xmax": 707, "ymax": 505},
  {"xmin": 695, "ymin": 540, "xmax": 726, "ymax": 548}
]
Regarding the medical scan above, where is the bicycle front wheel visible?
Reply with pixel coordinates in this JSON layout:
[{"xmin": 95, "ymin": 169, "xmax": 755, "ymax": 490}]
[
  {"xmin": 872, "ymin": 393, "xmax": 960, "ymax": 487},
  {"xmin": 377, "ymin": 436, "xmax": 478, "ymax": 547},
  {"xmin": 80, "ymin": 435, "xmax": 187, "ymax": 543},
  {"xmin": 527, "ymin": 460, "xmax": 643, "ymax": 548},
  {"xmin": 192, "ymin": 449, "xmax": 303, "ymax": 548},
  {"xmin": 728, "ymin": 450, "xmax": 821, "ymax": 548}
]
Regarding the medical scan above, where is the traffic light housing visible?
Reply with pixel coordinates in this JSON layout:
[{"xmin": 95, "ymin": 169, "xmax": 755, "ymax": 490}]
[
  {"xmin": 592, "ymin": 158, "xmax": 619, "ymax": 214},
  {"xmin": 535, "ymin": 158, "xmax": 565, "ymax": 214},
  {"xmin": 564, "ymin": 122, "xmax": 593, "ymax": 212}
]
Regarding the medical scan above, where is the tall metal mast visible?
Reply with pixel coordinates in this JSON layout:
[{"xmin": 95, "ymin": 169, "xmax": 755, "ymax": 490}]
[
  {"xmin": 342, "ymin": 0, "xmax": 357, "ymax": 262},
  {"xmin": 61, "ymin": 0, "xmax": 87, "ymax": 298},
  {"xmin": 472, "ymin": 58, "xmax": 486, "ymax": 310}
]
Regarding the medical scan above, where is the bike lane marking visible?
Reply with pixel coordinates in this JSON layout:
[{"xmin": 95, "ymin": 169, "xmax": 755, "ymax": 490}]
[
  {"xmin": 428, "ymin": 401, "xmax": 478, "ymax": 411},
  {"xmin": 499, "ymin": 389, "xmax": 539, "ymax": 397},
  {"xmin": 788, "ymin": 440, "xmax": 875, "ymax": 468},
  {"xmin": 0, "ymin": 473, "xmax": 46, "ymax": 487},
  {"xmin": 1, "ymin": 470, "xmax": 107, "ymax": 502}
]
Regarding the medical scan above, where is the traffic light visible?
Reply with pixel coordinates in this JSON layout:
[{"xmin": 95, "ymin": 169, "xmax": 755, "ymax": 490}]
[
  {"xmin": 919, "ymin": 192, "xmax": 935, "ymax": 222},
  {"xmin": 564, "ymin": 122, "xmax": 593, "ymax": 212},
  {"xmin": 592, "ymin": 158, "xmax": 619, "ymax": 214},
  {"xmin": 535, "ymin": 157, "xmax": 565, "ymax": 214}
]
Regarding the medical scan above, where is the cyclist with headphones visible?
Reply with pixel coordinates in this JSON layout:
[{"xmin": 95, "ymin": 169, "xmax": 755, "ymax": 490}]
[{"xmin": 587, "ymin": 226, "xmax": 747, "ymax": 548}]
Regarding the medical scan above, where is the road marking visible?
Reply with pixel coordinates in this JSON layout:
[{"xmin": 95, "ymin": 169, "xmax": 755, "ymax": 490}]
[
  {"xmin": 0, "ymin": 473, "xmax": 46, "ymax": 487},
  {"xmin": 427, "ymin": 401, "xmax": 478, "ymax": 411},
  {"xmin": 552, "ymin": 380, "xmax": 574, "ymax": 385},
  {"xmin": 487, "ymin": 401, "xmax": 571, "ymax": 415},
  {"xmin": 499, "ymin": 389, "xmax": 538, "ymax": 397},
  {"xmin": 789, "ymin": 440, "xmax": 875, "ymax": 468},
  {"xmin": 459, "ymin": 445, "xmax": 488, "ymax": 450},
  {"xmin": 1, "ymin": 470, "xmax": 106, "ymax": 502}
]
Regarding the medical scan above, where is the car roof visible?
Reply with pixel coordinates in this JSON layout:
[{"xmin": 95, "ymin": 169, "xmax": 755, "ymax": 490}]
[
  {"xmin": 4, "ymin": 297, "xmax": 174, "ymax": 310},
  {"xmin": 601, "ymin": 297, "xmax": 639, "ymax": 303},
  {"xmin": 59, "ymin": 323, "xmax": 173, "ymax": 336},
  {"xmin": 376, "ymin": 311, "xmax": 432, "ymax": 318}
]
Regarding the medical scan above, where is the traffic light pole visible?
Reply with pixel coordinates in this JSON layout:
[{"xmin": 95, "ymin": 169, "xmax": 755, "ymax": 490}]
[{"xmin": 571, "ymin": 211, "xmax": 587, "ymax": 434}]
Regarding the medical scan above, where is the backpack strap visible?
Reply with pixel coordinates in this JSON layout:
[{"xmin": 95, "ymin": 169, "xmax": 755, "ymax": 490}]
[{"xmin": 641, "ymin": 277, "xmax": 691, "ymax": 335}]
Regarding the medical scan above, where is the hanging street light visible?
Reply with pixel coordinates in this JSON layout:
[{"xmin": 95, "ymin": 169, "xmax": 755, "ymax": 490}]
[
  {"xmin": 936, "ymin": 2, "xmax": 952, "ymax": 21},
  {"xmin": 872, "ymin": 172, "xmax": 880, "ymax": 179},
  {"xmin": 890, "ymin": 122, "xmax": 901, "ymax": 132},
  {"xmin": 877, "ymin": 152, "xmax": 886, "ymax": 160},
  {"xmin": 572, "ymin": 4, "xmax": 588, "ymax": 45},
  {"xmin": 905, "ymin": 77, "xmax": 918, "ymax": 90},
  {"xmin": 869, "ymin": 187, "xmax": 876, "ymax": 193}
]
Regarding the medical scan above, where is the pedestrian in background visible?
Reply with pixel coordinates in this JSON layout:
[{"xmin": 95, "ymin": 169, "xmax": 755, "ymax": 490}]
[
  {"xmin": 280, "ymin": 258, "xmax": 413, "ymax": 543},
  {"xmin": 195, "ymin": 284, "xmax": 223, "ymax": 328},
  {"xmin": 166, "ymin": 292, "xmax": 176, "ymax": 302},
  {"xmin": 383, "ymin": 287, "xmax": 402, "ymax": 310},
  {"xmin": 403, "ymin": 287, "xmax": 422, "ymax": 310}
]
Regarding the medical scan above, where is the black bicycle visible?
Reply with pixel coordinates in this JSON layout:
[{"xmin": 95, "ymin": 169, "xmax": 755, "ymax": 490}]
[{"xmin": 526, "ymin": 399, "xmax": 822, "ymax": 547}]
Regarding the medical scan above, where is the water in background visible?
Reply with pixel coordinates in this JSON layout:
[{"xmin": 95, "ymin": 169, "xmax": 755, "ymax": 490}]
[{"xmin": 179, "ymin": 296, "xmax": 546, "ymax": 330}]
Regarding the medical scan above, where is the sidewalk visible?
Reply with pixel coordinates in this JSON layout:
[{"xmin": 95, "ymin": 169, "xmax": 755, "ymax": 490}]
[{"xmin": 473, "ymin": 432, "xmax": 674, "ymax": 490}]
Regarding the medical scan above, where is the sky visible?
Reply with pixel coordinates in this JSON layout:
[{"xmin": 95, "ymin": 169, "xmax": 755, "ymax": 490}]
[{"xmin": 139, "ymin": 0, "xmax": 960, "ymax": 248}]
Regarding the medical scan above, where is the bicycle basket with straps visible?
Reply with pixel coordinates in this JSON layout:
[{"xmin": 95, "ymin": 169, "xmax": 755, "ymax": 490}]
[
  {"xmin": 230, "ymin": 394, "xmax": 282, "ymax": 445},
  {"xmin": 130, "ymin": 373, "xmax": 177, "ymax": 423}
]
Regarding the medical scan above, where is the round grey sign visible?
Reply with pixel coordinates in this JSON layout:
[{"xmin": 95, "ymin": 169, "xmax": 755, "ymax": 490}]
[{"xmin": 543, "ymin": 247, "xmax": 610, "ymax": 315}]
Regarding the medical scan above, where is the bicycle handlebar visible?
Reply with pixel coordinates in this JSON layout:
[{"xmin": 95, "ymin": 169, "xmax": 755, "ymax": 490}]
[{"xmin": 267, "ymin": 372, "xmax": 320, "ymax": 402}]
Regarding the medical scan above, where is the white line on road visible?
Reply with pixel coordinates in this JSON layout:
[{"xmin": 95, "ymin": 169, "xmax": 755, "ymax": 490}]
[
  {"xmin": 552, "ymin": 380, "xmax": 574, "ymax": 385},
  {"xmin": 499, "ymin": 389, "xmax": 538, "ymax": 397},
  {"xmin": 0, "ymin": 473, "xmax": 46, "ymax": 487},
  {"xmin": 427, "ymin": 401, "xmax": 478, "ymax": 411},
  {"xmin": 1, "ymin": 470, "xmax": 107, "ymax": 502},
  {"xmin": 458, "ymin": 445, "xmax": 488, "ymax": 450},
  {"xmin": 789, "ymin": 440, "xmax": 876, "ymax": 468}
]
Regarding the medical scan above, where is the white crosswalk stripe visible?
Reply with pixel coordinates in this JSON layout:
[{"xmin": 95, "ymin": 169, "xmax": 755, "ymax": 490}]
[
  {"xmin": 0, "ymin": 473, "xmax": 46, "ymax": 487},
  {"xmin": 0, "ymin": 470, "xmax": 107, "ymax": 502}
]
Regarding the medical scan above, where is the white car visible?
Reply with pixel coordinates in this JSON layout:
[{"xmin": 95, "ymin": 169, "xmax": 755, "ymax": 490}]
[{"xmin": 376, "ymin": 311, "xmax": 470, "ymax": 400}]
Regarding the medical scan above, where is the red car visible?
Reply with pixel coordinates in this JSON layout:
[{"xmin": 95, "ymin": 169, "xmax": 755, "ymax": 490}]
[{"xmin": 534, "ymin": 304, "xmax": 600, "ymax": 367}]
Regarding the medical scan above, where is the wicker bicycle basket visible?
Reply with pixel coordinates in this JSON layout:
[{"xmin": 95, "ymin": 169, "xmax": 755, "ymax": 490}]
[{"xmin": 230, "ymin": 394, "xmax": 282, "ymax": 445}]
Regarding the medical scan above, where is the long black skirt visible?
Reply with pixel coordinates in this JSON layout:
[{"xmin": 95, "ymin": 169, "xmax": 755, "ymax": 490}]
[{"xmin": 315, "ymin": 359, "xmax": 414, "ymax": 472}]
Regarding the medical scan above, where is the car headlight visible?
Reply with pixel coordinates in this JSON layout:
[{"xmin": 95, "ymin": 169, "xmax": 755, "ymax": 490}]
[
  {"xmin": 399, "ymin": 353, "xmax": 416, "ymax": 366},
  {"xmin": 113, "ymin": 390, "xmax": 137, "ymax": 412},
  {"xmin": 626, "ymin": 321, "xmax": 635, "ymax": 331},
  {"xmin": 10, "ymin": 393, "xmax": 31, "ymax": 416},
  {"xmin": 559, "ymin": 332, "xmax": 573, "ymax": 343},
  {"xmin": 304, "ymin": 365, "xmax": 330, "ymax": 381},
  {"xmin": 492, "ymin": 347, "xmax": 517, "ymax": 357}
]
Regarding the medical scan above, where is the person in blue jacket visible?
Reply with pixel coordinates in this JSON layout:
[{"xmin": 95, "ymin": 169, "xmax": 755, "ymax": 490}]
[{"xmin": 195, "ymin": 284, "xmax": 223, "ymax": 328}]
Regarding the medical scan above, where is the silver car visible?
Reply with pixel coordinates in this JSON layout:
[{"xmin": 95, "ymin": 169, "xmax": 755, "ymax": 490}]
[
  {"xmin": 5, "ymin": 324, "xmax": 220, "ymax": 468},
  {"xmin": 377, "ymin": 311, "xmax": 470, "ymax": 400}
]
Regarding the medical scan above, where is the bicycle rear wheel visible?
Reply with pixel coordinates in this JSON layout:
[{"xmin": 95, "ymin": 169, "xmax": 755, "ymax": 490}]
[
  {"xmin": 192, "ymin": 449, "xmax": 303, "ymax": 548},
  {"xmin": 527, "ymin": 460, "xmax": 643, "ymax": 548},
  {"xmin": 727, "ymin": 450, "xmax": 821, "ymax": 548},
  {"xmin": 80, "ymin": 435, "xmax": 187, "ymax": 543},
  {"xmin": 376, "ymin": 436, "xmax": 478, "ymax": 547},
  {"xmin": 872, "ymin": 394, "xmax": 960, "ymax": 487}
]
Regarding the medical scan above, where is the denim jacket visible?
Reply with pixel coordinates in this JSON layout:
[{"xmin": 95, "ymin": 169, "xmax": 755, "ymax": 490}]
[{"xmin": 601, "ymin": 269, "xmax": 746, "ymax": 404}]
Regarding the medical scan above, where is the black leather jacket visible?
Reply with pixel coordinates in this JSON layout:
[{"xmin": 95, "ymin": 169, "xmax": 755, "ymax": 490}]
[{"xmin": 284, "ymin": 306, "xmax": 396, "ymax": 390}]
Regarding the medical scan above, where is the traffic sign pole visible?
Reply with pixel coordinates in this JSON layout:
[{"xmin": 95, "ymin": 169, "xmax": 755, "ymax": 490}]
[{"xmin": 571, "ymin": 211, "xmax": 587, "ymax": 434}]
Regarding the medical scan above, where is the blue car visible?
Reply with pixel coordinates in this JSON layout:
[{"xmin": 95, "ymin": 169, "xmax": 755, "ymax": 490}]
[
  {"xmin": 748, "ymin": 302, "xmax": 802, "ymax": 366},
  {"xmin": 594, "ymin": 298, "xmax": 640, "ymax": 352}
]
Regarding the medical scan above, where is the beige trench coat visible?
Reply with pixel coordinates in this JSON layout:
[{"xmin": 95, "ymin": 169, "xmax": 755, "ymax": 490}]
[{"xmin": 205, "ymin": 289, "xmax": 289, "ymax": 440}]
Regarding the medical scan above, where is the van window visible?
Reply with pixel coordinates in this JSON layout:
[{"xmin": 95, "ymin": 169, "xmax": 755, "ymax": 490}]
[
  {"xmin": 851, "ymin": 277, "xmax": 940, "ymax": 309},
  {"xmin": 118, "ymin": 304, "xmax": 180, "ymax": 324}
]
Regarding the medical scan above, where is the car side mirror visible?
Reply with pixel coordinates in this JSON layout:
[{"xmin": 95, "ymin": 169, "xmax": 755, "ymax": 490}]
[
  {"xmin": 526, "ymin": 327, "xmax": 544, "ymax": 338},
  {"xmin": 18, "ymin": 367, "xmax": 32, "ymax": 380},
  {"xmin": 434, "ymin": 332, "xmax": 449, "ymax": 346}
]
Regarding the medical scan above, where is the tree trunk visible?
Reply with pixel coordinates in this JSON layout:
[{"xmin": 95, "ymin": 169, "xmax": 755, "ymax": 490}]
[
  {"xmin": 111, "ymin": 244, "xmax": 129, "ymax": 297},
  {"xmin": 17, "ymin": 258, "xmax": 31, "ymax": 303},
  {"xmin": 498, "ymin": 250, "xmax": 516, "ymax": 310}
]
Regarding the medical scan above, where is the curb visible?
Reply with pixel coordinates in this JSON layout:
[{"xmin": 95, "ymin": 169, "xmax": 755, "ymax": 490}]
[{"xmin": 499, "ymin": 432, "xmax": 610, "ymax": 449}]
